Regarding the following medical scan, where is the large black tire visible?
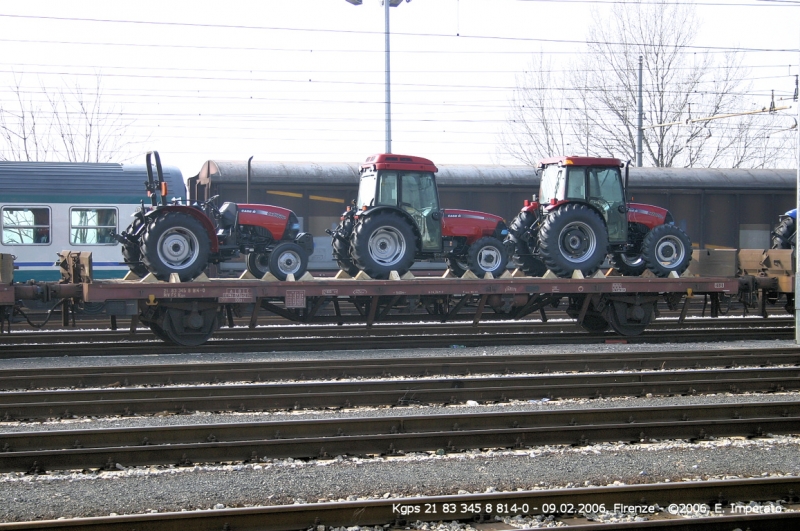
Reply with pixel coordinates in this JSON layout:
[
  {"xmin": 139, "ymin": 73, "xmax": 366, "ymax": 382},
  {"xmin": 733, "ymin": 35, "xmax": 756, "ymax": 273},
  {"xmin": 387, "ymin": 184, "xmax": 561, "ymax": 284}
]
[
  {"xmin": 268, "ymin": 241, "xmax": 308, "ymax": 281},
  {"xmin": 332, "ymin": 232, "xmax": 359, "ymax": 277},
  {"xmin": 120, "ymin": 218, "xmax": 149, "ymax": 278},
  {"xmin": 445, "ymin": 255, "xmax": 470, "ymax": 277},
  {"xmin": 538, "ymin": 204, "xmax": 608, "ymax": 278},
  {"xmin": 641, "ymin": 224, "xmax": 692, "ymax": 277},
  {"xmin": 246, "ymin": 252, "xmax": 270, "ymax": 278},
  {"xmin": 609, "ymin": 252, "xmax": 647, "ymax": 276},
  {"xmin": 467, "ymin": 236, "xmax": 508, "ymax": 277},
  {"xmin": 351, "ymin": 211, "xmax": 416, "ymax": 279},
  {"xmin": 511, "ymin": 241, "xmax": 548, "ymax": 277},
  {"xmin": 140, "ymin": 211, "xmax": 210, "ymax": 282},
  {"xmin": 771, "ymin": 216, "xmax": 796, "ymax": 250}
]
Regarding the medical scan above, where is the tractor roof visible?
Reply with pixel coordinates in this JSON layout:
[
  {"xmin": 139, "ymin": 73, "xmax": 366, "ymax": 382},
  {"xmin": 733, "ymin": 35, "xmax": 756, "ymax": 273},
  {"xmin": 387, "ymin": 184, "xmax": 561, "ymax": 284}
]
[
  {"xmin": 361, "ymin": 153, "xmax": 438, "ymax": 173},
  {"xmin": 539, "ymin": 156, "xmax": 623, "ymax": 168}
]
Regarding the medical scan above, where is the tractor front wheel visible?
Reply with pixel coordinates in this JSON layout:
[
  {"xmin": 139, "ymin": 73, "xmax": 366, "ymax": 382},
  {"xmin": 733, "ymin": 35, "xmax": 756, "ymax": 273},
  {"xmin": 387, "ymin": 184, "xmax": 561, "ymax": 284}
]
[
  {"xmin": 268, "ymin": 241, "xmax": 309, "ymax": 281},
  {"xmin": 467, "ymin": 236, "xmax": 508, "ymax": 277},
  {"xmin": 351, "ymin": 211, "xmax": 416, "ymax": 279},
  {"xmin": 641, "ymin": 224, "xmax": 692, "ymax": 277},
  {"xmin": 140, "ymin": 211, "xmax": 210, "ymax": 281},
  {"xmin": 538, "ymin": 204, "xmax": 608, "ymax": 278},
  {"xmin": 610, "ymin": 252, "xmax": 647, "ymax": 276},
  {"xmin": 245, "ymin": 252, "xmax": 270, "ymax": 279}
]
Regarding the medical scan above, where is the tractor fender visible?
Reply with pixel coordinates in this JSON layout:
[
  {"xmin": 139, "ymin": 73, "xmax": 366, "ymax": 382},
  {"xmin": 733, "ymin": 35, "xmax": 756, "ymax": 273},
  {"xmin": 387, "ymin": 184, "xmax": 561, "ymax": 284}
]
[
  {"xmin": 784, "ymin": 208, "xmax": 797, "ymax": 220},
  {"xmin": 626, "ymin": 203, "xmax": 669, "ymax": 229},
  {"xmin": 144, "ymin": 206, "xmax": 219, "ymax": 252},
  {"xmin": 355, "ymin": 206, "xmax": 423, "ymax": 252},
  {"xmin": 544, "ymin": 201, "xmax": 610, "ymax": 231}
]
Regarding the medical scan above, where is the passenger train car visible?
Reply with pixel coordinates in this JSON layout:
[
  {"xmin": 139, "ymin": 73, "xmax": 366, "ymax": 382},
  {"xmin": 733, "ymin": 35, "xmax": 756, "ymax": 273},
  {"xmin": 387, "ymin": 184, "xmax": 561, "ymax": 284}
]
[
  {"xmin": 187, "ymin": 159, "xmax": 796, "ymax": 272},
  {"xmin": 0, "ymin": 161, "xmax": 185, "ymax": 282}
]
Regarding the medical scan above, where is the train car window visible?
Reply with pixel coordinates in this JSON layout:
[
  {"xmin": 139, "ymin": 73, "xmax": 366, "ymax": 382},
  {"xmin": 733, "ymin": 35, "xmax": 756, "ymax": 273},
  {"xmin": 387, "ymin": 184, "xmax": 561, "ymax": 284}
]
[
  {"xmin": 1, "ymin": 207, "xmax": 51, "ymax": 245},
  {"xmin": 69, "ymin": 208, "xmax": 118, "ymax": 245}
]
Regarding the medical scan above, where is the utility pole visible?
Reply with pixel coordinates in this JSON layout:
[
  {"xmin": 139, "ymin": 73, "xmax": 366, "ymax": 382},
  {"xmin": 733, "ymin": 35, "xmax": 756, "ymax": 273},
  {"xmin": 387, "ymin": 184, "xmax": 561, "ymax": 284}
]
[
  {"xmin": 346, "ymin": 0, "xmax": 410, "ymax": 154},
  {"xmin": 637, "ymin": 55, "xmax": 643, "ymax": 167}
]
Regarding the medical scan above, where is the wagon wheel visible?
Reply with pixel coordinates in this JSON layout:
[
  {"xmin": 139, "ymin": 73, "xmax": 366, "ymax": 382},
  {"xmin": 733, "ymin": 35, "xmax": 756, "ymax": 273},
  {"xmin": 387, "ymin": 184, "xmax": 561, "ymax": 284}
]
[
  {"xmin": 604, "ymin": 301, "xmax": 654, "ymax": 336},
  {"xmin": 150, "ymin": 306, "xmax": 219, "ymax": 346}
]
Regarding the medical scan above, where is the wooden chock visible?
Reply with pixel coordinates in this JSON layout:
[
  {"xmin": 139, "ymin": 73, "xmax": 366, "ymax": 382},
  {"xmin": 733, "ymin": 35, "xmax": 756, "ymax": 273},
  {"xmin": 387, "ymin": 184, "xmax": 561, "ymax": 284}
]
[
  {"xmin": 499, "ymin": 270, "xmax": 513, "ymax": 279},
  {"xmin": 285, "ymin": 273, "xmax": 296, "ymax": 282},
  {"xmin": 640, "ymin": 269, "xmax": 657, "ymax": 278},
  {"xmin": 483, "ymin": 272, "xmax": 495, "ymax": 280},
  {"xmin": 441, "ymin": 269, "xmax": 457, "ymax": 279},
  {"xmin": 571, "ymin": 270, "xmax": 584, "ymax": 279},
  {"xmin": 511, "ymin": 268, "xmax": 527, "ymax": 278},
  {"xmin": 592, "ymin": 269, "xmax": 605, "ymax": 278},
  {"xmin": 298, "ymin": 272, "xmax": 315, "ymax": 281},
  {"xmin": 542, "ymin": 270, "xmax": 558, "ymax": 279},
  {"xmin": 260, "ymin": 272, "xmax": 280, "ymax": 282},
  {"xmin": 389, "ymin": 271, "xmax": 402, "ymax": 281},
  {"xmin": 238, "ymin": 270, "xmax": 257, "ymax": 280},
  {"xmin": 122, "ymin": 271, "xmax": 140, "ymax": 281},
  {"xmin": 334, "ymin": 270, "xmax": 352, "ymax": 280},
  {"xmin": 168, "ymin": 273, "xmax": 181, "ymax": 283},
  {"xmin": 139, "ymin": 273, "xmax": 159, "ymax": 283},
  {"xmin": 401, "ymin": 271, "xmax": 415, "ymax": 280},
  {"xmin": 194, "ymin": 272, "xmax": 210, "ymax": 282},
  {"xmin": 354, "ymin": 271, "xmax": 372, "ymax": 281},
  {"xmin": 461, "ymin": 270, "xmax": 479, "ymax": 280}
]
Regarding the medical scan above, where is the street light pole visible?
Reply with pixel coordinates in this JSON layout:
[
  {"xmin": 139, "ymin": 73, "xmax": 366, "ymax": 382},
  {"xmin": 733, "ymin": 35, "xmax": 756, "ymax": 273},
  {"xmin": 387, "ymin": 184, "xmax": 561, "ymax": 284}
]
[
  {"xmin": 384, "ymin": 0, "xmax": 391, "ymax": 153},
  {"xmin": 346, "ymin": 0, "xmax": 409, "ymax": 153}
]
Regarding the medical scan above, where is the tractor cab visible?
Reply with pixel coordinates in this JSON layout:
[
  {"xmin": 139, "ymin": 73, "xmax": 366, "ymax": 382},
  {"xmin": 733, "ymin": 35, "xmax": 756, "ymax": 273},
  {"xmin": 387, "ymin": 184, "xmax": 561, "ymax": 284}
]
[
  {"xmin": 538, "ymin": 157, "xmax": 627, "ymax": 244},
  {"xmin": 356, "ymin": 154, "xmax": 443, "ymax": 252}
]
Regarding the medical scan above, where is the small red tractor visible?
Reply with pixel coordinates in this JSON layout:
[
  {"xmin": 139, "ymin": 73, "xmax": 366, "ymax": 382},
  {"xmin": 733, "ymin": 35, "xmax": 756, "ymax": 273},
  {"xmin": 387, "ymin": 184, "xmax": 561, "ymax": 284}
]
[
  {"xmin": 505, "ymin": 156, "xmax": 692, "ymax": 279},
  {"xmin": 117, "ymin": 152, "xmax": 314, "ymax": 282},
  {"xmin": 328, "ymin": 153, "xmax": 509, "ymax": 279}
]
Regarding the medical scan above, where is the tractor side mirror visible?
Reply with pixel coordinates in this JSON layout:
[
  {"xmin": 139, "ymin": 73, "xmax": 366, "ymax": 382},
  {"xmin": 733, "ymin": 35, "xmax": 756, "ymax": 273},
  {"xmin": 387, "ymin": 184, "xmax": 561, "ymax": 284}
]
[
  {"xmin": 431, "ymin": 210, "xmax": 442, "ymax": 221},
  {"xmin": 618, "ymin": 204, "xmax": 627, "ymax": 214}
]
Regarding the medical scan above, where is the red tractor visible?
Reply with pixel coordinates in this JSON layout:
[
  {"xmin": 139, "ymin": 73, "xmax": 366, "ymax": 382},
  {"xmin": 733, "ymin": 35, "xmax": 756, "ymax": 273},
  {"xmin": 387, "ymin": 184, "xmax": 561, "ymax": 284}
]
[
  {"xmin": 328, "ymin": 154, "xmax": 509, "ymax": 279},
  {"xmin": 117, "ymin": 152, "xmax": 314, "ymax": 282},
  {"xmin": 505, "ymin": 156, "xmax": 692, "ymax": 278}
]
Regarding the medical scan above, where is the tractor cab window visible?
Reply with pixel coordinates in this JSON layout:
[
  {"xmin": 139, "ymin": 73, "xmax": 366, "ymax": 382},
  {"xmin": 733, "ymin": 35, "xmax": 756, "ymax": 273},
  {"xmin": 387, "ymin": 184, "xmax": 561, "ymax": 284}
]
[
  {"xmin": 566, "ymin": 168, "xmax": 587, "ymax": 200},
  {"xmin": 588, "ymin": 167, "xmax": 626, "ymax": 242},
  {"xmin": 539, "ymin": 165, "xmax": 562, "ymax": 203},
  {"xmin": 400, "ymin": 172, "xmax": 439, "ymax": 212},
  {"xmin": 357, "ymin": 174, "xmax": 378, "ymax": 209},
  {"xmin": 377, "ymin": 172, "xmax": 398, "ymax": 206}
]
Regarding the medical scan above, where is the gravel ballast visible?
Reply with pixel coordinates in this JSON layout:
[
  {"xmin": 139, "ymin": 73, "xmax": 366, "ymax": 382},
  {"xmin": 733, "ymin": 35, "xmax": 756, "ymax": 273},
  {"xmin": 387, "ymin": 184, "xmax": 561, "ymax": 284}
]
[{"xmin": 0, "ymin": 338, "xmax": 798, "ymax": 523}]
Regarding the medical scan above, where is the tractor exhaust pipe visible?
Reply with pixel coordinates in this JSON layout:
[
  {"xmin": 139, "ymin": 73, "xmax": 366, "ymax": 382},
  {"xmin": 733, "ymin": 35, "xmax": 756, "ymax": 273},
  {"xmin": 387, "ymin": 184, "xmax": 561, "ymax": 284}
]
[{"xmin": 246, "ymin": 156, "xmax": 254, "ymax": 203}]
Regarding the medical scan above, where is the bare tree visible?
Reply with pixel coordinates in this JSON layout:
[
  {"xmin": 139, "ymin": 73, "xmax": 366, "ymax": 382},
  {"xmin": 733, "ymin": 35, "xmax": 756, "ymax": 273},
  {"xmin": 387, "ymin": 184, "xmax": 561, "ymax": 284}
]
[
  {"xmin": 502, "ymin": 0, "xmax": 794, "ymax": 168},
  {"xmin": 0, "ymin": 75, "xmax": 140, "ymax": 163}
]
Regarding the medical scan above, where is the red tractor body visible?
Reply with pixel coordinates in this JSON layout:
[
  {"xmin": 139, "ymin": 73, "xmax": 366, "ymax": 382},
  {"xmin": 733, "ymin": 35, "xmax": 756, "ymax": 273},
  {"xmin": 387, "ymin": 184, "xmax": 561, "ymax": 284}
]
[{"xmin": 329, "ymin": 154, "xmax": 510, "ymax": 279}]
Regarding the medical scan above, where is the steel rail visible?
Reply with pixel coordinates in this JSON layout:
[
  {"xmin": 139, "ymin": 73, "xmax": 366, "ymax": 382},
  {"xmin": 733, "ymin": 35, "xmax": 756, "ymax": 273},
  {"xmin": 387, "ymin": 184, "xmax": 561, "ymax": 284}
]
[
  {"xmin": 0, "ymin": 322, "xmax": 793, "ymax": 359},
  {"xmin": 0, "ymin": 316, "xmax": 790, "ymax": 346},
  {"xmin": 1, "ymin": 401, "xmax": 797, "ymax": 473},
  {"xmin": 0, "ymin": 367, "xmax": 797, "ymax": 420},
  {"xmin": 2, "ymin": 346, "xmax": 798, "ymax": 391},
  {"xmin": 0, "ymin": 477, "xmax": 796, "ymax": 530}
]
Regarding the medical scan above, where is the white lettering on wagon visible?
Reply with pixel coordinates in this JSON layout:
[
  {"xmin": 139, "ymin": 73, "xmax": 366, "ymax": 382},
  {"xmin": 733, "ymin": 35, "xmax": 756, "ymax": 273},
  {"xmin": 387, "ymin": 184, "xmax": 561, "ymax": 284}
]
[
  {"xmin": 612, "ymin": 283, "xmax": 627, "ymax": 293},
  {"xmin": 714, "ymin": 283, "xmax": 725, "ymax": 289},
  {"xmin": 219, "ymin": 288, "xmax": 254, "ymax": 303},
  {"xmin": 285, "ymin": 290, "xmax": 306, "ymax": 308},
  {"xmin": 161, "ymin": 287, "xmax": 207, "ymax": 298}
]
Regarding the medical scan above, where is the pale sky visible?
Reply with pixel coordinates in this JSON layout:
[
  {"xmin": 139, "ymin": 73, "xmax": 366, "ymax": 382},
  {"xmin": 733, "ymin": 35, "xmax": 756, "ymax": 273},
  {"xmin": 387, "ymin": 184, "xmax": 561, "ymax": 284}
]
[{"xmin": 0, "ymin": 0, "xmax": 797, "ymax": 178}]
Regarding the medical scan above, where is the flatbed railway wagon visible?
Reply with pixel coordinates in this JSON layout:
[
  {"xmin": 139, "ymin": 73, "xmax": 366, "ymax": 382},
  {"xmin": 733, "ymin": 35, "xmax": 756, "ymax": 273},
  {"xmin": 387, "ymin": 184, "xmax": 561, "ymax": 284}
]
[{"xmin": 0, "ymin": 246, "xmax": 792, "ymax": 346}]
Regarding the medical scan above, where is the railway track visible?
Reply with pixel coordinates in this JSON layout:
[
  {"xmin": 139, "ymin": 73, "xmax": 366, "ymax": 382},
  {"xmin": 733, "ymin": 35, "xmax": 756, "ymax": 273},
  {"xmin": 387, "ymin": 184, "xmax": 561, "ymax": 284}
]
[
  {"xmin": 1, "ymin": 400, "xmax": 797, "ymax": 473},
  {"xmin": 1, "ymin": 366, "xmax": 797, "ymax": 420},
  {"xmin": 2, "ymin": 345, "xmax": 799, "ymax": 391},
  {"xmin": 0, "ymin": 317, "xmax": 793, "ymax": 358},
  {"xmin": 0, "ymin": 477, "xmax": 797, "ymax": 530}
]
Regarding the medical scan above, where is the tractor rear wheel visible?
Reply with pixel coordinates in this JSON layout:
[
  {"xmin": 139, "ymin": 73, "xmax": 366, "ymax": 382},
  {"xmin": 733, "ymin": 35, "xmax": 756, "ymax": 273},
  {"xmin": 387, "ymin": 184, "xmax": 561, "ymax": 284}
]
[
  {"xmin": 351, "ymin": 211, "xmax": 416, "ymax": 279},
  {"xmin": 140, "ymin": 211, "xmax": 210, "ymax": 282},
  {"xmin": 771, "ymin": 215, "xmax": 796, "ymax": 250},
  {"xmin": 120, "ymin": 218, "xmax": 149, "ymax": 278},
  {"xmin": 538, "ymin": 204, "xmax": 608, "ymax": 278},
  {"xmin": 268, "ymin": 241, "xmax": 308, "ymax": 281},
  {"xmin": 511, "ymin": 242, "xmax": 548, "ymax": 277},
  {"xmin": 467, "ymin": 236, "xmax": 508, "ymax": 277},
  {"xmin": 332, "ymin": 225, "xmax": 359, "ymax": 277},
  {"xmin": 641, "ymin": 224, "xmax": 692, "ymax": 277}
]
